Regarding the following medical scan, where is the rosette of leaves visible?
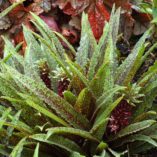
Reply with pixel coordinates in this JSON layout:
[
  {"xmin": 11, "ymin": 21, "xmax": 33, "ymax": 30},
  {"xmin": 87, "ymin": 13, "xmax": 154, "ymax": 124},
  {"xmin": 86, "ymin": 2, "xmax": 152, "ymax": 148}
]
[{"xmin": 1, "ymin": 7, "xmax": 157, "ymax": 157}]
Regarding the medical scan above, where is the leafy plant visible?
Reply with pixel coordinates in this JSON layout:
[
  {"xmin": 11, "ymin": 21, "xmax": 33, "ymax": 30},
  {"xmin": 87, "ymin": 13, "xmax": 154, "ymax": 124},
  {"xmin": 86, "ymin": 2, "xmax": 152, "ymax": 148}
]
[{"xmin": 0, "ymin": 6, "xmax": 157, "ymax": 157}]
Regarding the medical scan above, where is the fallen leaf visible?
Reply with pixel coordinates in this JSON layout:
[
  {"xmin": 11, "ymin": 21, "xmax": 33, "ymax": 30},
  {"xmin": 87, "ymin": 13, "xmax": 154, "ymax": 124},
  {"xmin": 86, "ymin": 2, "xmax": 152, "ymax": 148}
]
[
  {"xmin": 88, "ymin": 0, "xmax": 110, "ymax": 40},
  {"xmin": 0, "ymin": 16, "xmax": 11, "ymax": 30},
  {"xmin": 56, "ymin": 0, "xmax": 89, "ymax": 16}
]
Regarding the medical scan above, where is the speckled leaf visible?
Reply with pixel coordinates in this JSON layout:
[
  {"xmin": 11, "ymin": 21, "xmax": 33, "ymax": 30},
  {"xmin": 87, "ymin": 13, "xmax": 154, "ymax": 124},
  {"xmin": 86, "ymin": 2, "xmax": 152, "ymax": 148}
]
[
  {"xmin": 33, "ymin": 143, "xmax": 39, "ymax": 157},
  {"xmin": 63, "ymin": 91, "xmax": 77, "ymax": 106},
  {"xmin": 74, "ymin": 88, "xmax": 92, "ymax": 118},
  {"xmin": 5, "ymin": 65, "xmax": 90, "ymax": 130},
  {"xmin": 31, "ymin": 12, "xmax": 65, "ymax": 59},
  {"xmin": 0, "ymin": 108, "xmax": 11, "ymax": 130},
  {"xmin": 46, "ymin": 127, "xmax": 99, "ymax": 142},
  {"xmin": 0, "ymin": 0, "xmax": 25, "ymax": 18},
  {"xmin": 76, "ymin": 13, "xmax": 97, "ymax": 71},
  {"xmin": 116, "ymin": 29, "xmax": 151, "ymax": 85},
  {"xmin": 112, "ymin": 120, "xmax": 156, "ymax": 140},
  {"xmin": 30, "ymin": 134, "xmax": 83, "ymax": 154},
  {"xmin": 10, "ymin": 137, "xmax": 26, "ymax": 157}
]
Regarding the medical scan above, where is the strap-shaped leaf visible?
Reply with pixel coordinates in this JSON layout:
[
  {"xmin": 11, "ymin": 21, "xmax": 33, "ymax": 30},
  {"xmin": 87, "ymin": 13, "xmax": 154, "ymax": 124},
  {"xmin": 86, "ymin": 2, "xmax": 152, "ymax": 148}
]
[
  {"xmin": 30, "ymin": 20, "xmax": 57, "ymax": 53},
  {"xmin": 138, "ymin": 60, "xmax": 157, "ymax": 87},
  {"xmin": 33, "ymin": 143, "xmax": 39, "ymax": 157},
  {"xmin": 0, "ymin": 143, "xmax": 10, "ymax": 156},
  {"xmin": 2, "ymin": 37, "xmax": 24, "ymax": 73},
  {"xmin": 5, "ymin": 65, "xmax": 90, "ymax": 130},
  {"xmin": 63, "ymin": 91, "xmax": 77, "ymax": 106},
  {"xmin": 116, "ymin": 29, "xmax": 151, "ymax": 85},
  {"xmin": 76, "ymin": 13, "xmax": 97, "ymax": 71},
  {"xmin": 112, "ymin": 120, "xmax": 156, "ymax": 140},
  {"xmin": 4, "ymin": 110, "xmax": 22, "ymax": 145},
  {"xmin": 103, "ymin": 34, "xmax": 117, "ymax": 96},
  {"xmin": 0, "ymin": 108, "xmax": 11, "ymax": 130},
  {"xmin": 66, "ymin": 57, "xmax": 89, "ymax": 87},
  {"xmin": 70, "ymin": 152, "xmax": 86, "ymax": 157},
  {"xmin": 30, "ymin": 12, "xmax": 65, "ymax": 59},
  {"xmin": 93, "ymin": 150, "xmax": 110, "ymax": 157},
  {"xmin": 89, "ymin": 63, "xmax": 108, "ymax": 98},
  {"xmin": 23, "ymin": 26, "xmax": 44, "ymax": 62},
  {"xmin": 30, "ymin": 31, "xmax": 71, "ymax": 78},
  {"xmin": 92, "ymin": 97, "xmax": 123, "ymax": 140},
  {"xmin": 94, "ymin": 86, "xmax": 125, "ymax": 119},
  {"xmin": 0, "ymin": 0, "xmax": 25, "ymax": 18},
  {"xmin": 143, "ymin": 79, "xmax": 157, "ymax": 93},
  {"xmin": 109, "ymin": 7, "xmax": 121, "ymax": 45},
  {"xmin": 10, "ymin": 137, "xmax": 26, "ymax": 157},
  {"xmin": 25, "ymin": 99, "xmax": 69, "ymax": 127},
  {"xmin": 74, "ymin": 88, "xmax": 92, "ymax": 117},
  {"xmin": 0, "ymin": 106, "xmax": 33, "ymax": 134},
  {"xmin": 113, "ymin": 133, "xmax": 157, "ymax": 148},
  {"xmin": 30, "ymin": 134, "xmax": 83, "ymax": 154},
  {"xmin": 95, "ymin": 96, "xmax": 123, "ymax": 126},
  {"xmin": 53, "ymin": 31, "xmax": 76, "ymax": 56},
  {"xmin": 46, "ymin": 127, "xmax": 99, "ymax": 142}
]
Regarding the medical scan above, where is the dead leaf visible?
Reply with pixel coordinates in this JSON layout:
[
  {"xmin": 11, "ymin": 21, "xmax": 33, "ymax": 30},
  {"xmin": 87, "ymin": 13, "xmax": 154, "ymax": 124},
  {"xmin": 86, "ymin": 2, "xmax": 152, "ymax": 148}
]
[
  {"xmin": 88, "ymin": 0, "xmax": 110, "ymax": 40},
  {"xmin": 0, "ymin": 16, "xmax": 11, "ymax": 30},
  {"xmin": 55, "ymin": 0, "xmax": 89, "ymax": 16}
]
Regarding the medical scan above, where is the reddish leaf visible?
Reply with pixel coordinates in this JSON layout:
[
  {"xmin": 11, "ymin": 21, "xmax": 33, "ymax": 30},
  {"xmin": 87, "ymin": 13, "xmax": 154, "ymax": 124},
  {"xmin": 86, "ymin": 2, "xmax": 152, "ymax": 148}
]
[
  {"xmin": 13, "ymin": 30, "xmax": 26, "ymax": 54},
  {"xmin": 104, "ymin": 0, "xmax": 132, "ymax": 11},
  {"xmin": 56, "ymin": 0, "xmax": 89, "ymax": 16},
  {"xmin": 88, "ymin": 0, "xmax": 110, "ymax": 40},
  {"xmin": 61, "ymin": 25, "xmax": 79, "ymax": 44},
  {"xmin": 40, "ymin": 15, "xmax": 60, "ymax": 32},
  {"xmin": 132, "ymin": 9, "xmax": 152, "ymax": 23},
  {"xmin": 120, "ymin": 12, "xmax": 134, "ymax": 40}
]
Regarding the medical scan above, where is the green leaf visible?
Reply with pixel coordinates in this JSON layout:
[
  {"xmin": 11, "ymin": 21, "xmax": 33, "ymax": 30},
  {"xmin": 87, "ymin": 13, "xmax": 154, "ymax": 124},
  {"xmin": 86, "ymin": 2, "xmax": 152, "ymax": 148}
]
[
  {"xmin": 0, "ymin": 0, "xmax": 26, "ymax": 18},
  {"xmin": 23, "ymin": 25, "xmax": 44, "ymax": 62},
  {"xmin": 138, "ymin": 60, "xmax": 157, "ymax": 87},
  {"xmin": 30, "ymin": 134, "xmax": 83, "ymax": 154},
  {"xmin": 30, "ymin": 12, "xmax": 65, "ymax": 59},
  {"xmin": 33, "ymin": 143, "xmax": 39, "ymax": 157},
  {"xmin": 93, "ymin": 96, "xmax": 123, "ymax": 139},
  {"xmin": 96, "ymin": 23, "xmax": 110, "ymax": 69},
  {"xmin": 0, "ymin": 144, "xmax": 10, "ymax": 156},
  {"xmin": 25, "ymin": 99, "xmax": 69, "ymax": 127},
  {"xmin": 10, "ymin": 137, "xmax": 26, "ymax": 157},
  {"xmin": 0, "ymin": 108, "xmax": 11, "ymax": 130},
  {"xmin": 96, "ymin": 86, "xmax": 125, "ymax": 109},
  {"xmin": 108, "ymin": 148, "xmax": 125, "ymax": 157},
  {"xmin": 89, "ymin": 63, "xmax": 108, "ymax": 98},
  {"xmin": 112, "ymin": 120, "xmax": 156, "ymax": 140},
  {"xmin": 96, "ymin": 7, "xmax": 120, "ymax": 70},
  {"xmin": 94, "ymin": 150, "xmax": 111, "ymax": 157},
  {"xmin": 109, "ymin": 7, "xmax": 121, "ymax": 45},
  {"xmin": 116, "ymin": 29, "xmax": 151, "ymax": 85},
  {"xmin": 133, "ymin": 111, "xmax": 157, "ymax": 122},
  {"xmin": 102, "ymin": 34, "xmax": 117, "ymax": 101},
  {"xmin": 70, "ymin": 152, "xmax": 85, "ymax": 157},
  {"xmin": 95, "ymin": 96, "xmax": 123, "ymax": 125},
  {"xmin": 5, "ymin": 65, "xmax": 90, "ymax": 129},
  {"xmin": 143, "ymin": 79, "xmax": 157, "ymax": 93},
  {"xmin": 53, "ymin": 31, "xmax": 76, "ymax": 56},
  {"xmin": 63, "ymin": 91, "xmax": 77, "ymax": 106},
  {"xmin": 76, "ymin": 13, "xmax": 97, "ymax": 71},
  {"xmin": 30, "ymin": 31, "xmax": 71, "ymax": 78},
  {"xmin": 66, "ymin": 57, "xmax": 89, "ymax": 87},
  {"xmin": 46, "ymin": 127, "xmax": 99, "ymax": 142},
  {"xmin": 4, "ymin": 110, "xmax": 22, "ymax": 145},
  {"xmin": 74, "ymin": 88, "xmax": 92, "ymax": 117},
  {"xmin": 122, "ymin": 134, "xmax": 157, "ymax": 148}
]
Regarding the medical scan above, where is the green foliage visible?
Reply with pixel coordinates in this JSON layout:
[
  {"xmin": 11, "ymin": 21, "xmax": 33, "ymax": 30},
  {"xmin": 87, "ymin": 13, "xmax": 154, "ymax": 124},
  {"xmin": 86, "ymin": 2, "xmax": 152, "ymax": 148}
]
[
  {"xmin": 0, "ymin": 0, "xmax": 26, "ymax": 19},
  {"xmin": 0, "ymin": 6, "xmax": 157, "ymax": 157}
]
